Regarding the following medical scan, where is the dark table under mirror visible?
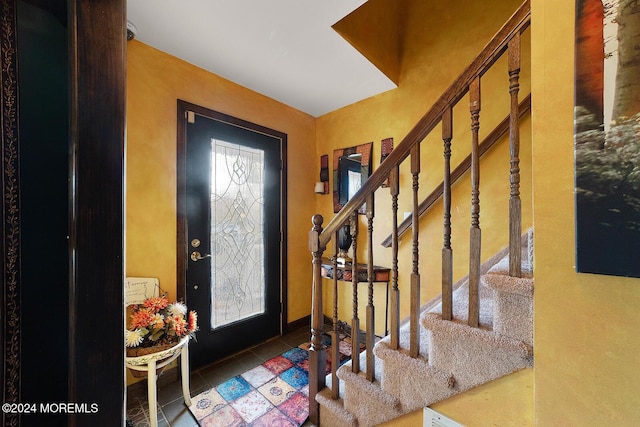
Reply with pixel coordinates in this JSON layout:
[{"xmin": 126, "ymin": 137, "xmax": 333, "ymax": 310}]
[{"xmin": 320, "ymin": 257, "xmax": 391, "ymax": 336}]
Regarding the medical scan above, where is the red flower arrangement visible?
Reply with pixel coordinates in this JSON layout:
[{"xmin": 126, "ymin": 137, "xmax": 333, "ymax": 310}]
[{"xmin": 126, "ymin": 296, "xmax": 197, "ymax": 348}]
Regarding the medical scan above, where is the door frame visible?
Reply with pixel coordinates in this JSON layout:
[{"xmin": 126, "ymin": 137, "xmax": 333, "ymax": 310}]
[
  {"xmin": 176, "ymin": 99, "xmax": 288, "ymax": 340},
  {"xmin": 1, "ymin": 0, "xmax": 126, "ymax": 425}
]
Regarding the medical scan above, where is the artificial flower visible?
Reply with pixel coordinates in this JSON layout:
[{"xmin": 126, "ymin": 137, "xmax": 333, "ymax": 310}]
[
  {"xmin": 143, "ymin": 296, "xmax": 170, "ymax": 312},
  {"xmin": 126, "ymin": 329, "xmax": 146, "ymax": 347},
  {"xmin": 150, "ymin": 313, "xmax": 165, "ymax": 330},
  {"xmin": 130, "ymin": 309, "xmax": 154, "ymax": 329},
  {"xmin": 126, "ymin": 296, "xmax": 197, "ymax": 348},
  {"xmin": 188, "ymin": 310, "xmax": 198, "ymax": 333},
  {"xmin": 168, "ymin": 301, "xmax": 187, "ymax": 317},
  {"xmin": 169, "ymin": 315, "xmax": 188, "ymax": 336}
]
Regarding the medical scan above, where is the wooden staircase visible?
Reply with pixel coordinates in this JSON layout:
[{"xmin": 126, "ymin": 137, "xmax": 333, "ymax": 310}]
[
  {"xmin": 318, "ymin": 232, "xmax": 533, "ymax": 426},
  {"xmin": 307, "ymin": 1, "xmax": 532, "ymax": 425}
]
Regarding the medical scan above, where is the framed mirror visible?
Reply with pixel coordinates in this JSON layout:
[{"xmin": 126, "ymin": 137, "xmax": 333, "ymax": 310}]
[{"xmin": 333, "ymin": 142, "xmax": 372, "ymax": 213}]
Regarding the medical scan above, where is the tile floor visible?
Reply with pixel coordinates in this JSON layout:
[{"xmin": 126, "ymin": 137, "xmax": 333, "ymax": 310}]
[{"xmin": 126, "ymin": 325, "xmax": 318, "ymax": 427}]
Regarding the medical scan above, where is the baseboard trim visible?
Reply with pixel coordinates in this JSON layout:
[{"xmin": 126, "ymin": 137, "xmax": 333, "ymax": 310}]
[{"xmin": 287, "ymin": 314, "xmax": 311, "ymax": 332}]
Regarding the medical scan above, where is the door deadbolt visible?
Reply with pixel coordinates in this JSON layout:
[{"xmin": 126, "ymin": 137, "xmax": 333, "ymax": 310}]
[{"xmin": 191, "ymin": 238, "xmax": 201, "ymax": 248}]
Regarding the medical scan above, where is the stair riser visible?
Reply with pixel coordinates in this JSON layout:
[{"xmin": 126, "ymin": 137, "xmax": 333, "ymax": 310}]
[
  {"xmin": 375, "ymin": 346, "xmax": 455, "ymax": 412},
  {"xmin": 427, "ymin": 327, "xmax": 532, "ymax": 389},
  {"xmin": 382, "ymin": 365, "xmax": 456, "ymax": 412},
  {"xmin": 493, "ymin": 292, "xmax": 533, "ymax": 345},
  {"xmin": 316, "ymin": 390, "xmax": 357, "ymax": 427},
  {"xmin": 343, "ymin": 384, "xmax": 403, "ymax": 427},
  {"xmin": 319, "ymin": 408, "xmax": 357, "ymax": 427},
  {"xmin": 336, "ymin": 354, "xmax": 403, "ymax": 426}
]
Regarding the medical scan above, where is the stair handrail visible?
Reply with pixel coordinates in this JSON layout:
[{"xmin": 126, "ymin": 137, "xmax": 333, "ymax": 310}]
[
  {"xmin": 317, "ymin": 0, "xmax": 531, "ymax": 248},
  {"xmin": 380, "ymin": 93, "xmax": 531, "ymax": 248}
]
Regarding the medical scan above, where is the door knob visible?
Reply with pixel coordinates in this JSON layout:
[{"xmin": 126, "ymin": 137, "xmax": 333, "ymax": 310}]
[{"xmin": 190, "ymin": 251, "xmax": 212, "ymax": 262}]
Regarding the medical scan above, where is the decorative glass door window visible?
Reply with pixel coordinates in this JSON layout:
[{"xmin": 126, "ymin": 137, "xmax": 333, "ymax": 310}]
[{"xmin": 210, "ymin": 139, "xmax": 265, "ymax": 329}]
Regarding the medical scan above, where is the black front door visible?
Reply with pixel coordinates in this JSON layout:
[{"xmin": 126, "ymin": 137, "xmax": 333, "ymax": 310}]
[{"xmin": 178, "ymin": 101, "xmax": 286, "ymax": 369}]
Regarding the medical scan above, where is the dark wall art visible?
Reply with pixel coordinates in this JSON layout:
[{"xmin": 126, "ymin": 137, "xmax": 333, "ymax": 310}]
[{"xmin": 575, "ymin": 0, "xmax": 640, "ymax": 277}]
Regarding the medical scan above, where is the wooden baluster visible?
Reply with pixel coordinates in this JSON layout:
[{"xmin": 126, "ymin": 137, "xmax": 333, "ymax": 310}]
[
  {"xmin": 308, "ymin": 214, "xmax": 326, "ymax": 425},
  {"xmin": 442, "ymin": 107, "xmax": 454, "ymax": 321},
  {"xmin": 508, "ymin": 33, "xmax": 522, "ymax": 278},
  {"xmin": 389, "ymin": 166, "xmax": 400, "ymax": 350},
  {"xmin": 331, "ymin": 232, "xmax": 340, "ymax": 399},
  {"xmin": 410, "ymin": 145, "xmax": 421, "ymax": 358},
  {"xmin": 350, "ymin": 212, "xmax": 360, "ymax": 373},
  {"xmin": 468, "ymin": 78, "xmax": 481, "ymax": 328},
  {"xmin": 366, "ymin": 193, "xmax": 375, "ymax": 382}
]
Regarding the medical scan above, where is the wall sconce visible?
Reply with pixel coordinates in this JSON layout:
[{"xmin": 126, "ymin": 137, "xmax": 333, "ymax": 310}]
[{"xmin": 316, "ymin": 154, "xmax": 329, "ymax": 194}]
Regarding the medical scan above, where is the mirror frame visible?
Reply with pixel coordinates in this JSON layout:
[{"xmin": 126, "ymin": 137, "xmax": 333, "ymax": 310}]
[{"xmin": 333, "ymin": 142, "xmax": 373, "ymax": 213}]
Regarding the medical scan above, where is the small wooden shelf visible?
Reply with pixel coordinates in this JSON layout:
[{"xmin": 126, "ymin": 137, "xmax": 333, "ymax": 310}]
[{"xmin": 320, "ymin": 258, "xmax": 391, "ymax": 335}]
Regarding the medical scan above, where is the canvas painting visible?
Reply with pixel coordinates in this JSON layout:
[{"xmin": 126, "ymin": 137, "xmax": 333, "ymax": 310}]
[{"xmin": 575, "ymin": 0, "xmax": 640, "ymax": 277}]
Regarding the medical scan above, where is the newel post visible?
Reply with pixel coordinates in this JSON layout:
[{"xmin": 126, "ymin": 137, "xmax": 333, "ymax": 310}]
[{"xmin": 308, "ymin": 214, "xmax": 326, "ymax": 425}]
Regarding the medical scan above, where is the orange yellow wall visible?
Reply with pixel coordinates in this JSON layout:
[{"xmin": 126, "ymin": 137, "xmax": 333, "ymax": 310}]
[
  {"xmin": 126, "ymin": 42, "xmax": 315, "ymax": 328},
  {"xmin": 332, "ymin": 0, "xmax": 403, "ymax": 84},
  {"xmin": 532, "ymin": 0, "xmax": 640, "ymax": 424},
  {"xmin": 316, "ymin": 0, "xmax": 531, "ymax": 339},
  {"xmin": 430, "ymin": 368, "xmax": 534, "ymax": 425}
]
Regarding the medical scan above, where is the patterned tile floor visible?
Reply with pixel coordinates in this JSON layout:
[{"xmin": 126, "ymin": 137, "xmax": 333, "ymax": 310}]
[{"xmin": 126, "ymin": 325, "xmax": 320, "ymax": 427}]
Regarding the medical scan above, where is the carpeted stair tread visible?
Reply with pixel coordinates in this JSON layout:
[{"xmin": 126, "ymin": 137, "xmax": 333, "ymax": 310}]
[
  {"xmin": 426, "ymin": 228, "xmax": 534, "ymax": 328},
  {"xmin": 486, "ymin": 228, "xmax": 534, "ymax": 276},
  {"xmin": 374, "ymin": 338, "xmax": 457, "ymax": 412},
  {"xmin": 374, "ymin": 331, "xmax": 456, "ymax": 413},
  {"xmin": 422, "ymin": 312, "xmax": 533, "ymax": 393},
  {"xmin": 427, "ymin": 276, "xmax": 494, "ymax": 329},
  {"xmin": 377, "ymin": 312, "xmax": 431, "ymax": 357},
  {"xmin": 324, "ymin": 371, "xmax": 346, "ymax": 399},
  {"xmin": 486, "ymin": 256, "xmax": 533, "ymax": 278},
  {"xmin": 421, "ymin": 312, "xmax": 532, "ymax": 359},
  {"xmin": 374, "ymin": 339, "xmax": 454, "ymax": 389},
  {"xmin": 337, "ymin": 346, "xmax": 385, "ymax": 382},
  {"xmin": 483, "ymin": 271, "xmax": 534, "ymax": 297}
]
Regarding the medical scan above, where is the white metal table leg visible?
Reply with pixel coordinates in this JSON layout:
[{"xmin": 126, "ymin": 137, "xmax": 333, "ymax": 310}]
[
  {"xmin": 147, "ymin": 360, "xmax": 158, "ymax": 427},
  {"xmin": 181, "ymin": 344, "xmax": 191, "ymax": 406}
]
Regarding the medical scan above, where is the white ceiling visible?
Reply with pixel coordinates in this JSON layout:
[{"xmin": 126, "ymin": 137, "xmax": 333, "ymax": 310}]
[{"xmin": 126, "ymin": 0, "xmax": 397, "ymax": 117}]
